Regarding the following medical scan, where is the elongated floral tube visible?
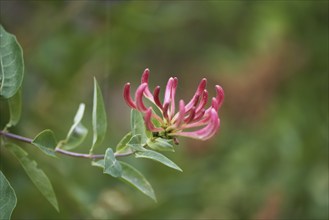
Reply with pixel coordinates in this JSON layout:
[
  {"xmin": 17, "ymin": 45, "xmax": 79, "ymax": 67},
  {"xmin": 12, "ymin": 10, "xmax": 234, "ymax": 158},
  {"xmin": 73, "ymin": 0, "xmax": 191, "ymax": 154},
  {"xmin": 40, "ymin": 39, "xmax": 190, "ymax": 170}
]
[
  {"xmin": 153, "ymin": 86, "xmax": 163, "ymax": 110},
  {"xmin": 172, "ymin": 108, "xmax": 220, "ymax": 140},
  {"xmin": 141, "ymin": 68, "xmax": 153, "ymax": 99},
  {"xmin": 184, "ymin": 107, "xmax": 196, "ymax": 124},
  {"xmin": 185, "ymin": 78, "xmax": 207, "ymax": 111},
  {"xmin": 123, "ymin": 83, "xmax": 137, "ymax": 109},
  {"xmin": 135, "ymin": 83, "xmax": 148, "ymax": 112},
  {"xmin": 174, "ymin": 100, "xmax": 186, "ymax": 127},
  {"xmin": 215, "ymin": 85, "xmax": 224, "ymax": 110},
  {"xmin": 195, "ymin": 89, "xmax": 208, "ymax": 114},
  {"xmin": 144, "ymin": 108, "xmax": 162, "ymax": 132},
  {"xmin": 170, "ymin": 77, "xmax": 178, "ymax": 118},
  {"xmin": 164, "ymin": 77, "xmax": 175, "ymax": 106}
]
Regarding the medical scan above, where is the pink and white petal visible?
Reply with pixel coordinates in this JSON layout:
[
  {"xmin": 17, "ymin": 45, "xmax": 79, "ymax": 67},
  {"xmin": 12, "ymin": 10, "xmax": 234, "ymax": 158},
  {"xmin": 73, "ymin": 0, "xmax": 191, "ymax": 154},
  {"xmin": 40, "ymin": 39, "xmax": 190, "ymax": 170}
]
[
  {"xmin": 162, "ymin": 102, "xmax": 170, "ymax": 121},
  {"xmin": 153, "ymin": 86, "xmax": 163, "ymax": 110},
  {"xmin": 185, "ymin": 94, "xmax": 200, "ymax": 113},
  {"xmin": 185, "ymin": 78, "xmax": 207, "ymax": 110},
  {"xmin": 181, "ymin": 109, "xmax": 211, "ymax": 129},
  {"xmin": 141, "ymin": 68, "xmax": 154, "ymax": 99},
  {"xmin": 135, "ymin": 83, "xmax": 148, "ymax": 112},
  {"xmin": 173, "ymin": 109, "xmax": 220, "ymax": 140},
  {"xmin": 191, "ymin": 108, "xmax": 206, "ymax": 123},
  {"xmin": 215, "ymin": 85, "xmax": 224, "ymax": 109},
  {"xmin": 164, "ymin": 77, "xmax": 174, "ymax": 104},
  {"xmin": 195, "ymin": 89, "xmax": 208, "ymax": 114},
  {"xmin": 184, "ymin": 106, "xmax": 196, "ymax": 124},
  {"xmin": 170, "ymin": 77, "xmax": 178, "ymax": 118},
  {"xmin": 123, "ymin": 83, "xmax": 137, "ymax": 109},
  {"xmin": 174, "ymin": 100, "xmax": 185, "ymax": 128},
  {"xmin": 144, "ymin": 108, "xmax": 163, "ymax": 132}
]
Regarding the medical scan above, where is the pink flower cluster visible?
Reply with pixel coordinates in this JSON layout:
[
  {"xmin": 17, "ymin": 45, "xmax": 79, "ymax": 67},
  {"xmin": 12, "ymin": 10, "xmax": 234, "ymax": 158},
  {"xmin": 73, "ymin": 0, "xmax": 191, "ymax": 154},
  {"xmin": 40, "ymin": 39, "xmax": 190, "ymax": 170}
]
[{"xmin": 124, "ymin": 68, "xmax": 224, "ymax": 141}]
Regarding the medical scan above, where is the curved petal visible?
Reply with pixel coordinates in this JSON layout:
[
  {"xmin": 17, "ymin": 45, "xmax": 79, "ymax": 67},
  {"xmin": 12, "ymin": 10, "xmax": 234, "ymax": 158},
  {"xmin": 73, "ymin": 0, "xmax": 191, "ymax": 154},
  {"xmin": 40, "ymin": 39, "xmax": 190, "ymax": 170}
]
[
  {"xmin": 144, "ymin": 108, "xmax": 162, "ymax": 132},
  {"xmin": 184, "ymin": 106, "xmax": 196, "ymax": 124},
  {"xmin": 162, "ymin": 102, "xmax": 170, "ymax": 121},
  {"xmin": 170, "ymin": 77, "xmax": 178, "ymax": 118},
  {"xmin": 164, "ymin": 77, "xmax": 174, "ymax": 104},
  {"xmin": 141, "ymin": 68, "xmax": 153, "ymax": 99},
  {"xmin": 173, "ymin": 108, "xmax": 220, "ymax": 140},
  {"xmin": 215, "ymin": 85, "xmax": 224, "ymax": 109},
  {"xmin": 153, "ymin": 86, "xmax": 163, "ymax": 110},
  {"xmin": 185, "ymin": 78, "xmax": 207, "ymax": 110},
  {"xmin": 123, "ymin": 83, "xmax": 136, "ymax": 109},
  {"xmin": 135, "ymin": 83, "xmax": 148, "ymax": 112},
  {"xmin": 174, "ymin": 100, "xmax": 185, "ymax": 127},
  {"xmin": 195, "ymin": 89, "xmax": 208, "ymax": 114}
]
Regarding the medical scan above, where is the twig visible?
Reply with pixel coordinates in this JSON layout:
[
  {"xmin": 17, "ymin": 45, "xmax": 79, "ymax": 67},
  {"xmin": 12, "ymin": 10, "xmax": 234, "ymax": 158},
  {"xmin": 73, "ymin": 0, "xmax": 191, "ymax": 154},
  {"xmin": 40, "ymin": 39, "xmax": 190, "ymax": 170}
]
[{"xmin": 0, "ymin": 130, "xmax": 133, "ymax": 159}]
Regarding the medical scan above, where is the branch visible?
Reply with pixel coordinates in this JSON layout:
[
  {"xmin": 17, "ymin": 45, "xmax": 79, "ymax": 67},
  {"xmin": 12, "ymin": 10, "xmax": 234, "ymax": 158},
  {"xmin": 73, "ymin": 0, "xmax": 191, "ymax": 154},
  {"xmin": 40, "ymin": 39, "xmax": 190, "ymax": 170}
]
[{"xmin": 0, "ymin": 130, "xmax": 134, "ymax": 159}]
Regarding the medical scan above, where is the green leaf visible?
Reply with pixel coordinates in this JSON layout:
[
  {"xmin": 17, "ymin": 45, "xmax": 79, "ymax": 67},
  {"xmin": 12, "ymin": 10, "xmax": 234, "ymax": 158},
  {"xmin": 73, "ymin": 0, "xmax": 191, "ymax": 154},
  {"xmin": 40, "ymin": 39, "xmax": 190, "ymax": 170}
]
[
  {"xmin": 91, "ymin": 159, "xmax": 104, "ymax": 169},
  {"xmin": 127, "ymin": 134, "xmax": 144, "ymax": 151},
  {"xmin": 147, "ymin": 137, "xmax": 175, "ymax": 152},
  {"xmin": 103, "ymin": 148, "xmax": 122, "ymax": 178},
  {"xmin": 31, "ymin": 129, "xmax": 57, "ymax": 158},
  {"xmin": 90, "ymin": 78, "xmax": 107, "ymax": 154},
  {"xmin": 131, "ymin": 109, "xmax": 147, "ymax": 144},
  {"xmin": 6, "ymin": 143, "xmax": 59, "ymax": 212},
  {"xmin": 115, "ymin": 132, "xmax": 132, "ymax": 154},
  {"xmin": 0, "ymin": 171, "xmax": 17, "ymax": 220},
  {"xmin": 135, "ymin": 150, "xmax": 182, "ymax": 172},
  {"xmin": 0, "ymin": 25, "xmax": 24, "ymax": 99},
  {"xmin": 61, "ymin": 103, "xmax": 88, "ymax": 150},
  {"xmin": 5, "ymin": 88, "xmax": 21, "ymax": 129},
  {"xmin": 92, "ymin": 159, "xmax": 156, "ymax": 202},
  {"xmin": 119, "ymin": 161, "xmax": 156, "ymax": 202}
]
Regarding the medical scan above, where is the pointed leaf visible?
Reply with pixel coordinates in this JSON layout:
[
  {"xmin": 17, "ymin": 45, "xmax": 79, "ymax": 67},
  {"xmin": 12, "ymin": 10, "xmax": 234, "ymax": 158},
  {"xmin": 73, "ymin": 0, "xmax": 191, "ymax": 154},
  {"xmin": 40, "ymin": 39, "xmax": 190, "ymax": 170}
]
[
  {"xmin": 104, "ymin": 148, "xmax": 122, "ymax": 178},
  {"xmin": 91, "ymin": 159, "xmax": 104, "ymax": 169},
  {"xmin": 127, "ymin": 134, "xmax": 144, "ymax": 151},
  {"xmin": 6, "ymin": 144, "xmax": 59, "ymax": 212},
  {"xmin": 135, "ymin": 150, "xmax": 182, "ymax": 172},
  {"xmin": 147, "ymin": 137, "xmax": 175, "ymax": 152},
  {"xmin": 60, "ymin": 103, "xmax": 88, "ymax": 150},
  {"xmin": 131, "ymin": 109, "xmax": 147, "ymax": 144},
  {"xmin": 5, "ymin": 88, "xmax": 21, "ymax": 129},
  {"xmin": 0, "ymin": 25, "xmax": 24, "ymax": 99},
  {"xmin": 119, "ymin": 161, "xmax": 156, "ymax": 202},
  {"xmin": 92, "ymin": 159, "xmax": 156, "ymax": 201},
  {"xmin": 90, "ymin": 78, "xmax": 107, "ymax": 153},
  {"xmin": 0, "ymin": 171, "xmax": 17, "ymax": 220},
  {"xmin": 32, "ymin": 129, "xmax": 57, "ymax": 157},
  {"xmin": 116, "ymin": 132, "xmax": 132, "ymax": 154}
]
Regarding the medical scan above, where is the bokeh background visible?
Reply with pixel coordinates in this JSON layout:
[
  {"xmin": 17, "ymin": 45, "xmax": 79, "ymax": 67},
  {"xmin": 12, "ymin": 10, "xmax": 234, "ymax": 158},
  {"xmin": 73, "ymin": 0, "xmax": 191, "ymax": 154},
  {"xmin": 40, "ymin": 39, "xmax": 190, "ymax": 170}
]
[{"xmin": 0, "ymin": 1, "xmax": 328, "ymax": 219}]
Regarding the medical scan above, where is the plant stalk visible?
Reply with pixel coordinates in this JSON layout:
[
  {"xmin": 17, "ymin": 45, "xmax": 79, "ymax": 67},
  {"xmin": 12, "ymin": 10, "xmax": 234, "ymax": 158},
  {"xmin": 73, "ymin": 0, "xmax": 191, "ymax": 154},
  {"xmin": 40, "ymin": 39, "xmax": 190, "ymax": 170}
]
[{"xmin": 0, "ymin": 130, "xmax": 133, "ymax": 159}]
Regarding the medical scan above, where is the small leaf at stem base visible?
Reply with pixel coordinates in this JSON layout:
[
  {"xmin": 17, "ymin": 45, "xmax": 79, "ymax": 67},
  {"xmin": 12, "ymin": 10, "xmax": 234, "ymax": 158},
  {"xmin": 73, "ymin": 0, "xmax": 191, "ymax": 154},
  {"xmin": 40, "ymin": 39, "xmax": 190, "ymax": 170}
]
[
  {"xmin": 104, "ymin": 148, "xmax": 122, "ymax": 178},
  {"xmin": 32, "ymin": 129, "xmax": 57, "ymax": 158}
]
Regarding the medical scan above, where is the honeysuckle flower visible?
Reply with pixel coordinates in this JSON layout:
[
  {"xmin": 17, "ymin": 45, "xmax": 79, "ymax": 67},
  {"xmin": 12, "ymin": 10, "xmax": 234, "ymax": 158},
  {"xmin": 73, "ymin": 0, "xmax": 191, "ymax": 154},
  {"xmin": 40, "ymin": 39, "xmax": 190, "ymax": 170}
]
[{"xmin": 124, "ymin": 68, "xmax": 224, "ymax": 141}]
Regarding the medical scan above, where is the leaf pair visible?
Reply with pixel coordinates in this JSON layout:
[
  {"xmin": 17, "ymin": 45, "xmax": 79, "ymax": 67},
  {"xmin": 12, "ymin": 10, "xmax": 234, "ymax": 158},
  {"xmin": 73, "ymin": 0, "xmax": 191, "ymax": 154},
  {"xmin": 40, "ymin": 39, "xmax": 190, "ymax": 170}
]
[
  {"xmin": 31, "ymin": 74, "xmax": 107, "ymax": 155},
  {"xmin": 92, "ymin": 149, "xmax": 157, "ymax": 202},
  {"xmin": 55, "ymin": 79, "xmax": 107, "ymax": 153},
  {"xmin": 58, "ymin": 103, "xmax": 88, "ymax": 150}
]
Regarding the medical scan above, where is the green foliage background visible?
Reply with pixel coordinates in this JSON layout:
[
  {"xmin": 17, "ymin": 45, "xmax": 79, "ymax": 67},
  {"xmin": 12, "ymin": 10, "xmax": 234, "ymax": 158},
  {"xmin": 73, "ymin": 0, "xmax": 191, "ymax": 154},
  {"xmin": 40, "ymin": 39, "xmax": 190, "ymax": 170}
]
[{"xmin": 0, "ymin": 1, "xmax": 328, "ymax": 219}]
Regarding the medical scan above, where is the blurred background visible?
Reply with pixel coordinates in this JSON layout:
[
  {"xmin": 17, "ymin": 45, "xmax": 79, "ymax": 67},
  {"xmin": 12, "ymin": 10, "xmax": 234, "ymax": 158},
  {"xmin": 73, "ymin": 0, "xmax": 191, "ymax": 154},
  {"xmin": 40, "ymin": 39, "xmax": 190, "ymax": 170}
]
[{"xmin": 0, "ymin": 1, "xmax": 328, "ymax": 219}]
